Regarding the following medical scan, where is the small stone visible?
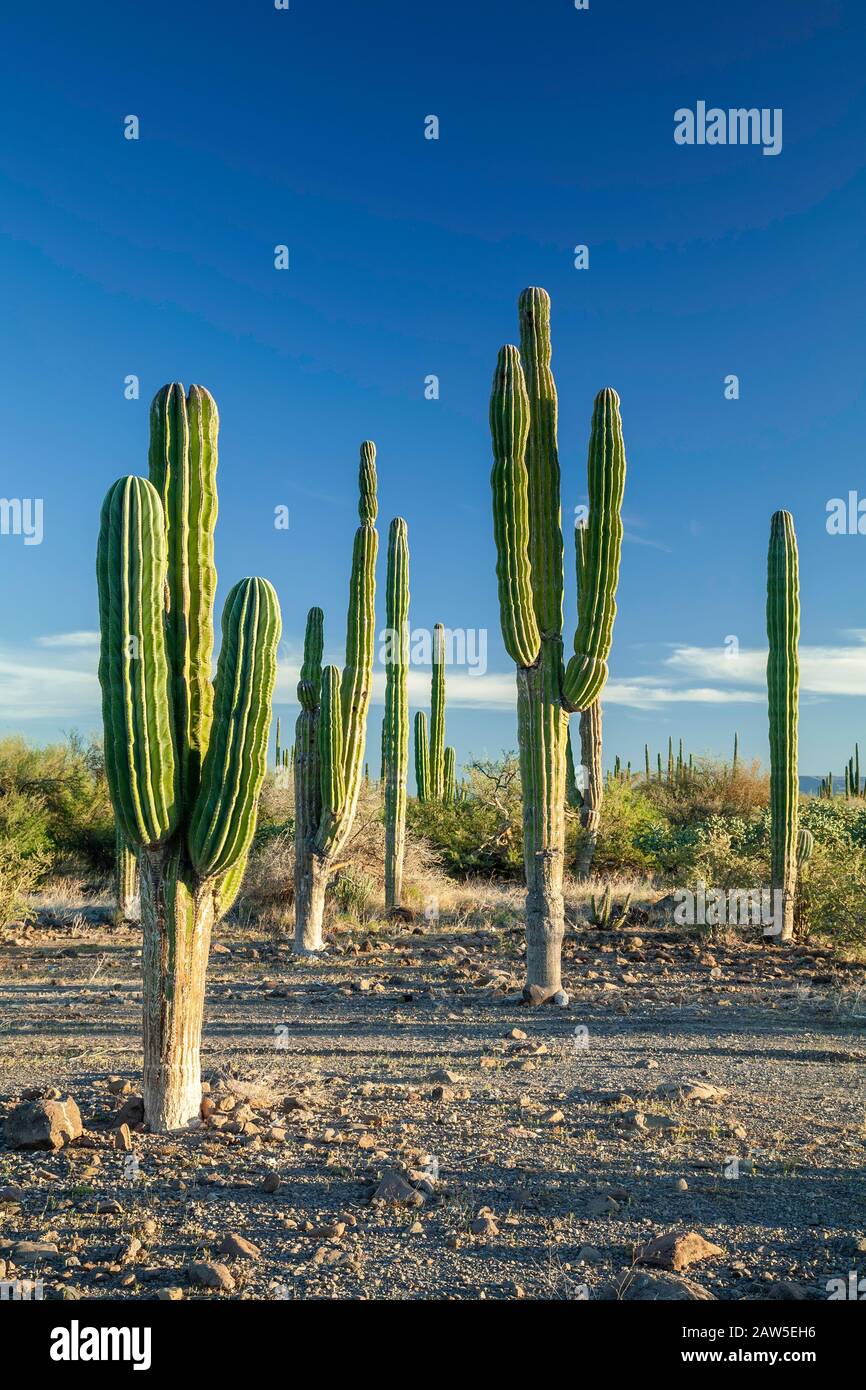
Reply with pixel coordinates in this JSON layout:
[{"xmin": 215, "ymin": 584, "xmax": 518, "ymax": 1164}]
[
  {"xmin": 675, "ymin": 1178, "xmax": 689, "ymax": 1192},
  {"xmin": 155, "ymin": 1287, "xmax": 184, "ymax": 1300},
  {"xmin": 371, "ymin": 1170, "xmax": 425, "ymax": 1207},
  {"xmin": 115, "ymin": 1124, "xmax": 132, "ymax": 1152},
  {"xmin": 218, "ymin": 1233, "xmax": 261, "ymax": 1261},
  {"xmin": 12, "ymin": 1240, "xmax": 59, "ymax": 1264},
  {"xmin": 187, "ymin": 1260, "xmax": 235, "ymax": 1291},
  {"xmin": 469, "ymin": 1214, "xmax": 499, "ymax": 1237},
  {"xmin": 262, "ymin": 1172, "xmax": 281, "ymax": 1194}
]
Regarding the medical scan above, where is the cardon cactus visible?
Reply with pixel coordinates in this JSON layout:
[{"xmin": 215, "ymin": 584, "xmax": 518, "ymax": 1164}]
[
  {"xmin": 443, "ymin": 746, "xmax": 457, "ymax": 805},
  {"xmin": 413, "ymin": 623, "xmax": 451, "ymax": 803},
  {"xmin": 766, "ymin": 509, "xmax": 800, "ymax": 943},
  {"xmin": 114, "ymin": 826, "xmax": 139, "ymax": 926},
  {"xmin": 572, "ymin": 522, "xmax": 603, "ymax": 880},
  {"xmin": 490, "ymin": 288, "xmax": 626, "ymax": 1000},
  {"xmin": 383, "ymin": 518, "xmax": 410, "ymax": 908},
  {"xmin": 97, "ymin": 385, "xmax": 280, "ymax": 1130},
  {"xmin": 414, "ymin": 711, "xmax": 429, "ymax": 801},
  {"xmin": 293, "ymin": 445, "xmax": 378, "ymax": 951}
]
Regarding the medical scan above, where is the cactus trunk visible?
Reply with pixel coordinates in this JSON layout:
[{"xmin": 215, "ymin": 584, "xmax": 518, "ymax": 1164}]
[
  {"xmin": 767, "ymin": 510, "xmax": 800, "ymax": 945},
  {"xmin": 384, "ymin": 519, "xmax": 410, "ymax": 909}
]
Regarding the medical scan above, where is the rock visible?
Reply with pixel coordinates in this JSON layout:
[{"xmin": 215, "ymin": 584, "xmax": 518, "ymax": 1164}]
[
  {"xmin": 371, "ymin": 1170, "xmax": 425, "ymax": 1207},
  {"xmin": 542, "ymin": 1109, "xmax": 565, "ymax": 1126},
  {"xmin": 588, "ymin": 1193, "xmax": 620, "ymax": 1216},
  {"xmin": 6, "ymin": 1096, "xmax": 82, "ymax": 1151},
  {"xmin": 115, "ymin": 1124, "xmax": 132, "ymax": 1152},
  {"xmin": 107, "ymin": 1077, "xmax": 133, "ymax": 1096},
  {"xmin": 654, "ymin": 1079, "xmax": 729, "ymax": 1105},
  {"xmin": 469, "ymin": 1213, "xmax": 499, "ymax": 1237},
  {"xmin": 602, "ymin": 1269, "xmax": 716, "ymax": 1301},
  {"xmin": 155, "ymin": 1287, "xmax": 184, "ymax": 1300},
  {"xmin": 115, "ymin": 1096, "xmax": 145, "ymax": 1128},
  {"xmin": 218, "ymin": 1233, "xmax": 261, "ymax": 1261},
  {"xmin": 637, "ymin": 1230, "xmax": 725, "ymax": 1271},
  {"xmin": 553, "ymin": 990, "xmax": 569, "ymax": 1007},
  {"xmin": 262, "ymin": 1172, "xmax": 281, "ymax": 1194},
  {"xmin": 675, "ymin": 1178, "xmax": 689, "ymax": 1192},
  {"xmin": 428, "ymin": 1068, "xmax": 461, "ymax": 1084},
  {"xmin": 764, "ymin": 1280, "xmax": 816, "ymax": 1301},
  {"xmin": 576, "ymin": 1245, "xmax": 604, "ymax": 1264},
  {"xmin": 508, "ymin": 1029, "xmax": 527, "ymax": 1041},
  {"xmin": 186, "ymin": 1260, "xmax": 235, "ymax": 1291},
  {"xmin": 12, "ymin": 1240, "xmax": 59, "ymax": 1264}
]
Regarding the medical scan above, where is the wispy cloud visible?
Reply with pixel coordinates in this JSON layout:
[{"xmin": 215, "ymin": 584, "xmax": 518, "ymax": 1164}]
[{"xmin": 36, "ymin": 631, "xmax": 100, "ymax": 650}]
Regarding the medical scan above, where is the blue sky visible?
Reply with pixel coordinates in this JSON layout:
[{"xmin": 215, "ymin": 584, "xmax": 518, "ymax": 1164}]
[{"xmin": 1, "ymin": 0, "xmax": 865, "ymax": 781}]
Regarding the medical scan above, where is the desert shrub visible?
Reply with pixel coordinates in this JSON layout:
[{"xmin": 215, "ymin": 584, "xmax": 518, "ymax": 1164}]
[
  {"xmin": 640, "ymin": 758, "xmax": 769, "ymax": 825},
  {"xmin": 799, "ymin": 797, "xmax": 866, "ymax": 850},
  {"xmin": 796, "ymin": 841, "xmax": 866, "ymax": 950},
  {"xmin": 0, "ymin": 734, "xmax": 114, "ymax": 879},
  {"xmin": 408, "ymin": 755, "xmax": 523, "ymax": 878},
  {"xmin": 589, "ymin": 781, "xmax": 663, "ymax": 875},
  {"xmin": 0, "ymin": 787, "xmax": 51, "ymax": 926},
  {"xmin": 330, "ymin": 864, "xmax": 377, "ymax": 922}
]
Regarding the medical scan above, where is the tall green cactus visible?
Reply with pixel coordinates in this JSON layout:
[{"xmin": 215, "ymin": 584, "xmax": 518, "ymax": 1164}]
[
  {"xmin": 384, "ymin": 518, "xmax": 410, "ymax": 908},
  {"xmin": 766, "ymin": 509, "xmax": 800, "ymax": 944},
  {"xmin": 413, "ymin": 622, "xmax": 451, "ymax": 803},
  {"xmin": 490, "ymin": 288, "xmax": 626, "ymax": 1001},
  {"xmin": 97, "ymin": 385, "xmax": 280, "ymax": 1130},
  {"xmin": 414, "ymin": 711, "xmax": 430, "ymax": 801},
  {"xmin": 294, "ymin": 446, "xmax": 378, "ymax": 951}
]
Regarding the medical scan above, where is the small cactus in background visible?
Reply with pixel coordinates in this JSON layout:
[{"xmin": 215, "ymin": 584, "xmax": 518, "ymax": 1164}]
[
  {"xmin": 732, "ymin": 730, "xmax": 739, "ymax": 773},
  {"xmin": 114, "ymin": 826, "xmax": 139, "ymax": 926},
  {"xmin": 97, "ymin": 385, "xmax": 280, "ymax": 1130},
  {"xmin": 413, "ymin": 623, "xmax": 452, "ymax": 803},
  {"xmin": 383, "ymin": 518, "xmax": 410, "ymax": 909},
  {"xmin": 275, "ymin": 715, "xmax": 282, "ymax": 770},
  {"xmin": 293, "ymin": 446, "xmax": 378, "ymax": 952},
  {"xmin": 767, "ymin": 509, "xmax": 800, "ymax": 944},
  {"xmin": 414, "ymin": 711, "xmax": 429, "ymax": 801},
  {"xmin": 443, "ymin": 746, "xmax": 457, "ymax": 804},
  {"xmin": 589, "ymin": 885, "xmax": 632, "ymax": 931},
  {"xmin": 489, "ymin": 288, "xmax": 626, "ymax": 1000},
  {"xmin": 644, "ymin": 744, "xmax": 651, "ymax": 782}
]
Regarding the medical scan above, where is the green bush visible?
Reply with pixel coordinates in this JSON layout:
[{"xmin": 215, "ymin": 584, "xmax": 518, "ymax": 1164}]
[
  {"xmin": 589, "ymin": 781, "xmax": 663, "ymax": 876},
  {"xmin": 408, "ymin": 756, "xmax": 524, "ymax": 878},
  {"xmin": 796, "ymin": 841, "xmax": 866, "ymax": 949},
  {"xmin": 0, "ymin": 735, "xmax": 114, "ymax": 879},
  {"xmin": 0, "ymin": 787, "xmax": 50, "ymax": 926}
]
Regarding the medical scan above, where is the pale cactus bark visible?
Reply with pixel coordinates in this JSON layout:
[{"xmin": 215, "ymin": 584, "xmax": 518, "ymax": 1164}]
[
  {"xmin": 140, "ymin": 851, "xmax": 215, "ymax": 1131},
  {"xmin": 293, "ymin": 851, "xmax": 329, "ymax": 953}
]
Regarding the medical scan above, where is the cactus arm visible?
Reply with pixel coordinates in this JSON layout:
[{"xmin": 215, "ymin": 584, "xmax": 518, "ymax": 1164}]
[
  {"xmin": 384, "ymin": 518, "xmax": 410, "ymax": 906},
  {"xmin": 562, "ymin": 388, "xmax": 626, "ymax": 712},
  {"xmin": 333, "ymin": 443, "xmax": 378, "ymax": 852},
  {"xmin": 189, "ymin": 577, "xmax": 281, "ymax": 878},
  {"xmin": 490, "ymin": 346, "xmax": 542, "ymax": 668},
  {"xmin": 414, "ymin": 710, "xmax": 430, "ymax": 802},
  {"xmin": 518, "ymin": 287, "xmax": 564, "ymax": 638},
  {"xmin": 317, "ymin": 664, "xmax": 346, "ymax": 849},
  {"xmin": 97, "ymin": 475, "xmax": 179, "ymax": 849},
  {"xmin": 148, "ymin": 385, "xmax": 219, "ymax": 807},
  {"xmin": 767, "ymin": 509, "xmax": 800, "ymax": 940},
  {"xmin": 443, "ymin": 746, "xmax": 456, "ymax": 804},
  {"xmin": 214, "ymin": 850, "xmax": 249, "ymax": 921}
]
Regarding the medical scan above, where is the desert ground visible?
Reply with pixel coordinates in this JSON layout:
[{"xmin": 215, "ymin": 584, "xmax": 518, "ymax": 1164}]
[{"xmin": 2, "ymin": 885, "xmax": 864, "ymax": 1302}]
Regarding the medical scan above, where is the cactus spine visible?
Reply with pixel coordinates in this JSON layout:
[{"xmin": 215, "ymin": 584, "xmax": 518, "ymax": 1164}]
[
  {"xmin": 766, "ymin": 510, "xmax": 800, "ymax": 944},
  {"xmin": 384, "ymin": 518, "xmax": 410, "ymax": 908},
  {"xmin": 97, "ymin": 385, "xmax": 280, "ymax": 1130},
  {"xmin": 293, "ymin": 446, "xmax": 378, "ymax": 951},
  {"xmin": 114, "ymin": 826, "xmax": 139, "ymax": 926},
  {"xmin": 489, "ymin": 289, "xmax": 626, "ymax": 1000}
]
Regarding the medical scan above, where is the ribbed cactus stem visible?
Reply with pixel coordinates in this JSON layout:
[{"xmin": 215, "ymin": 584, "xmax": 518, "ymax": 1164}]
[
  {"xmin": 574, "ymin": 699, "xmax": 602, "ymax": 879},
  {"xmin": 767, "ymin": 510, "xmax": 800, "ymax": 944},
  {"xmin": 384, "ymin": 519, "xmax": 410, "ymax": 908},
  {"xmin": 414, "ymin": 711, "xmax": 430, "ymax": 802},
  {"xmin": 645, "ymin": 744, "xmax": 650, "ymax": 782},
  {"xmin": 443, "ymin": 747, "xmax": 456, "ymax": 805},
  {"xmin": 275, "ymin": 716, "xmax": 281, "ymax": 770},
  {"xmin": 429, "ymin": 622, "xmax": 447, "ymax": 800},
  {"xmin": 732, "ymin": 731, "xmax": 739, "ymax": 773},
  {"xmin": 97, "ymin": 385, "xmax": 280, "ymax": 1130},
  {"xmin": 114, "ymin": 826, "xmax": 139, "ymax": 926},
  {"xmin": 294, "ymin": 447, "xmax": 378, "ymax": 952}
]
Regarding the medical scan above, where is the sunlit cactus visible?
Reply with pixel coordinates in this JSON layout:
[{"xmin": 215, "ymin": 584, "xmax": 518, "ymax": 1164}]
[
  {"xmin": 383, "ymin": 518, "xmax": 410, "ymax": 908},
  {"xmin": 114, "ymin": 827, "xmax": 139, "ymax": 927},
  {"xmin": 766, "ymin": 509, "xmax": 800, "ymax": 944},
  {"xmin": 97, "ymin": 385, "xmax": 280, "ymax": 1130},
  {"xmin": 489, "ymin": 288, "xmax": 626, "ymax": 1000},
  {"xmin": 293, "ymin": 446, "xmax": 378, "ymax": 951}
]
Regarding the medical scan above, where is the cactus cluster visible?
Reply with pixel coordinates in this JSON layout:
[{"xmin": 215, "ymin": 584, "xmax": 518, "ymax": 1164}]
[
  {"xmin": 766, "ymin": 509, "xmax": 800, "ymax": 944},
  {"xmin": 414, "ymin": 623, "xmax": 457, "ymax": 804},
  {"xmin": 293, "ymin": 446, "xmax": 378, "ymax": 951},
  {"xmin": 490, "ymin": 288, "xmax": 626, "ymax": 999},
  {"xmin": 97, "ymin": 385, "xmax": 280, "ymax": 1130}
]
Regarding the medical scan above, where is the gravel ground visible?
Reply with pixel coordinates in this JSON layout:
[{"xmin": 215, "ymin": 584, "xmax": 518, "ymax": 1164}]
[{"xmin": 1, "ymin": 904, "xmax": 864, "ymax": 1301}]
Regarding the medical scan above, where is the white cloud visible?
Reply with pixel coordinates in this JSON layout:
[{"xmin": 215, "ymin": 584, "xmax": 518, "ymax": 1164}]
[
  {"xmin": 36, "ymin": 631, "xmax": 100, "ymax": 649},
  {"xmin": 664, "ymin": 640, "xmax": 866, "ymax": 697}
]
